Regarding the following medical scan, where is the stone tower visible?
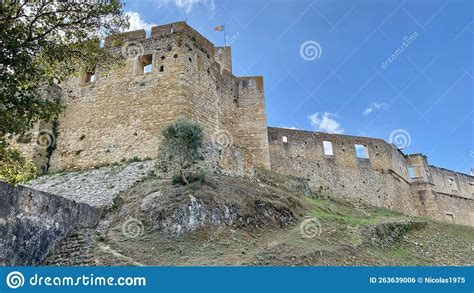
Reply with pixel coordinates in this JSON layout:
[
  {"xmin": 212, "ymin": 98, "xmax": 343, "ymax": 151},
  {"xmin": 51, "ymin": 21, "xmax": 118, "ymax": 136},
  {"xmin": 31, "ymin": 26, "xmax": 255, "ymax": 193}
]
[{"xmin": 15, "ymin": 22, "xmax": 271, "ymax": 174}]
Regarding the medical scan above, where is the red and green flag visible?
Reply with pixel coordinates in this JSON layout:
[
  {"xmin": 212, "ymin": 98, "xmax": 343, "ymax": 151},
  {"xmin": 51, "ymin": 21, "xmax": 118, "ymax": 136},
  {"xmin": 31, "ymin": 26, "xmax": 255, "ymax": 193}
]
[{"xmin": 214, "ymin": 25, "xmax": 225, "ymax": 32}]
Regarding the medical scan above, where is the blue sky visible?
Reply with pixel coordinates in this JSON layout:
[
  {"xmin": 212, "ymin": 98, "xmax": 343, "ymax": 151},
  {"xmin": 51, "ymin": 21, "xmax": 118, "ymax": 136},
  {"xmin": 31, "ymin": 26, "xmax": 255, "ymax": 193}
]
[{"xmin": 123, "ymin": 0, "xmax": 473, "ymax": 174}]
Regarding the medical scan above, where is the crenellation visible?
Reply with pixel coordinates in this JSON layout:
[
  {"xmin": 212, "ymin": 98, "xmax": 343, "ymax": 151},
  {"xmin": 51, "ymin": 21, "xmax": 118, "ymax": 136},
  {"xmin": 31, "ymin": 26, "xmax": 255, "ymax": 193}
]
[
  {"xmin": 105, "ymin": 29, "xmax": 146, "ymax": 47},
  {"xmin": 12, "ymin": 21, "xmax": 473, "ymax": 227},
  {"xmin": 215, "ymin": 46, "xmax": 232, "ymax": 74}
]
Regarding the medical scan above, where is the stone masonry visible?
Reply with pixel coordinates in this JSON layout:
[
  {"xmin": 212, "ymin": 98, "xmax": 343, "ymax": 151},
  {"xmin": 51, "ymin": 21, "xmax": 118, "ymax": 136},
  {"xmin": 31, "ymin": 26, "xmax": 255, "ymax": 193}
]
[
  {"xmin": 268, "ymin": 127, "xmax": 473, "ymax": 226},
  {"xmin": 10, "ymin": 22, "xmax": 474, "ymax": 226}
]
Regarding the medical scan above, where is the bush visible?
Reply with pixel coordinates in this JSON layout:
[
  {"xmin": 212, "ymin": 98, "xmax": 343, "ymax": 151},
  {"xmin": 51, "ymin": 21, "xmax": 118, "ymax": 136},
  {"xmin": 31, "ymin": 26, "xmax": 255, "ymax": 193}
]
[
  {"xmin": 159, "ymin": 118, "xmax": 204, "ymax": 185},
  {"xmin": 0, "ymin": 147, "xmax": 37, "ymax": 185}
]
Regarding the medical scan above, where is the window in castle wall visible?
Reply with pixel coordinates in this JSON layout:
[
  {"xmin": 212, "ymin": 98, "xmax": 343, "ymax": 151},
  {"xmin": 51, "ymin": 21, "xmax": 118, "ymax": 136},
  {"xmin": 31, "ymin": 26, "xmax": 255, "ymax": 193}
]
[
  {"xmin": 81, "ymin": 68, "xmax": 96, "ymax": 84},
  {"xmin": 355, "ymin": 144, "xmax": 369, "ymax": 159},
  {"xmin": 144, "ymin": 64, "xmax": 153, "ymax": 73},
  {"xmin": 409, "ymin": 166, "xmax": 423, "ymax": 179},
  {"xmin": 448, "ymin": 177, "xmax": 458, "ymax": 191},
  {"xmin": 323, "ymin": 141, "xmax": 334, "ymax": 156},
  {"xmin": 159, "ymin": 65, "xmax": 164, "ymax": 72},
  {"xmin": 137, "ymin": 54, "xmax": 153, "ymax": 75},
  {"xmin": 445, "ymin": 213, "xmax": 455, "ymax": 223},
  {"xmin": 282, "ymin": 136, "xmax": 288, "ymax": 143}
]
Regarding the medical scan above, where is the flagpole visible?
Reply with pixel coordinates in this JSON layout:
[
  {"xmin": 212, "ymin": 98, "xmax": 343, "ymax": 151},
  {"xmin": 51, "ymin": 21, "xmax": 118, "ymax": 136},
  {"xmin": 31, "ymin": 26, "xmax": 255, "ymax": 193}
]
[{"xmin": 224, "ymin": 22, "xmax": 227, "ymax": 47}]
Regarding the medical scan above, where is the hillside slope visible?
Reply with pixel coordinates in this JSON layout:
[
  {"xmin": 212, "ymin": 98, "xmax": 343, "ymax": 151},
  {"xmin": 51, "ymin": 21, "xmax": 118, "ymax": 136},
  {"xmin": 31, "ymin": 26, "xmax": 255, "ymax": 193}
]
[{"xmin": 40, "ymin": 164, "xmax": 473, "ymax": 266}]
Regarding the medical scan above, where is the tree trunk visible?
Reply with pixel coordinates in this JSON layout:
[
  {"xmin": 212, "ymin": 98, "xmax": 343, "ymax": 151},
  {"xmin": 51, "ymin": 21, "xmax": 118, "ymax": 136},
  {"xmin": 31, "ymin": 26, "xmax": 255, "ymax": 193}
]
[{"xmin": 180, "ymin": 169, "xmax": 189, "ymax": 185}]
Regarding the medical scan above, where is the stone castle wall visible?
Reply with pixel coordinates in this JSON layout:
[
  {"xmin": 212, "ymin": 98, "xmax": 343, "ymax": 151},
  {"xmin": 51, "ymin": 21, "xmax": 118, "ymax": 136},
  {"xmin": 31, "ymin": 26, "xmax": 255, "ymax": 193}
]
[
  {"xmin": 0, "ymin": 181, "xmax": 100, "ymax": 265},
  {"xmin": 267, "ymin": 127, "xmax": 474, "ymax": 226},
  {"xmin": 12, "ymin": 22, "xmax": 270, "ymax": 175},
  {"xmin": 8, "ymin": 22, "xmax": 472, "ymax": 227},
  {"xmin": 407, "ymin": 154, "xmax": 474, "ymax": 225}
]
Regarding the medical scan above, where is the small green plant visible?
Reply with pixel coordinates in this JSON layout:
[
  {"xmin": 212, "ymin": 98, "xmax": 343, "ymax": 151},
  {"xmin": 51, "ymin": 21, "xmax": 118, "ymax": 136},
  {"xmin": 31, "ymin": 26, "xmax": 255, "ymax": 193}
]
[
  {"xmin": 159, "ymin": 118, "xmax": 204, "ymax": 185},
  {"xmin": 0, "ymin": 147, "xmax": 37, "ymax": 185},
  {"xmin": 127, "ymin": 156, "xmax": 141, "ymax": 164}
]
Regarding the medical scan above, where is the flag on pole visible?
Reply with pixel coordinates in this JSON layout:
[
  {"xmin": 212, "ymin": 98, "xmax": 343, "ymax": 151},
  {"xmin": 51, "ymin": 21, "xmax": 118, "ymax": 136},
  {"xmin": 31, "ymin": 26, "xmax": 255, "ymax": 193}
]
[{"xmin": 214, "ymin": 25, "xmax": 225, "ymax": 32}]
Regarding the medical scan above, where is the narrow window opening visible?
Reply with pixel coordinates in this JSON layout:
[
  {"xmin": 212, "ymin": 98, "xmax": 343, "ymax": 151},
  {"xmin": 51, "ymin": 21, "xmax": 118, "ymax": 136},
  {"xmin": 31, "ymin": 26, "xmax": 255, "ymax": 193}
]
[
  {"xmin": 323, "ymin": 141, "xmax": 334, "ymax": 156},
  {"xmin": 409, "ymin": 166, "xmax": 422, "ymax": 179},
  {"xmin": 445, "ymin": 213, "xmax": 455, "ymax": 223},
  {"xmin": 159, "ymin": 65, "xmax": 164, "ymax": 72},
  {"xmin": 144, "ymin": 64, "xmax": 153, "ymax": 73},
  {"xmin": 137, "ymin": 54, "xmax": 153, "ymax": 74},
  {"xmin": 355, "ymin": 144, "xmax": 369, "ymax": 159},
  {"xmin": 282, "ymin": 136, "xmax": 288, "ymax": 143},
  {"xmin": 448, "ymin": 177, "xmax": 458, "ymax": 191},
  {"xmin": 173, "ymin": 54, "xmax": 178, "ymax": 59},
  {"xmin": 82, "ymin": 68, "xmax": 96, "ymax": 84},
  {"xmin": 161, "ymin": 55, "xmax": 166, "ymax": 60},
  {"xmin": 188, "ymin": 57, "xmax": 192, "ymax": 62}
]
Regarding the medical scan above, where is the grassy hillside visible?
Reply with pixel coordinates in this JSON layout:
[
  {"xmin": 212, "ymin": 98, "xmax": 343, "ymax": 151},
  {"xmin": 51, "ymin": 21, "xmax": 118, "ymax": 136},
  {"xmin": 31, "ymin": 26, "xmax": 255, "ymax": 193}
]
[{"xmin": 45, "ymin": 167, "xmax": 474, "ymax": 266}]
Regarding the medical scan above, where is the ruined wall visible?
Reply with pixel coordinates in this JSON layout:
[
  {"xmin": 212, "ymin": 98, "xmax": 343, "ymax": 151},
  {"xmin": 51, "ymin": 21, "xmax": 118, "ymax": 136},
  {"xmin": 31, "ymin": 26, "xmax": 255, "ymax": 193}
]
[
  {"xmin": 267, "ymin": 127, "xmax": 417, "ymax": 215},
  {"xmin": 0, "ymin": 181, "xmax": 101, "ymax": 265},
  {"xmin": 268, "ymin": 127, "xmax": 474, "ymax": 226},
  {"xmin": 407, "ymin": 155, "xmax": 474, "ymax": 226},
  {"xmin": 12, "ymin": 22, "xmax": 270, "ymax": 174}
]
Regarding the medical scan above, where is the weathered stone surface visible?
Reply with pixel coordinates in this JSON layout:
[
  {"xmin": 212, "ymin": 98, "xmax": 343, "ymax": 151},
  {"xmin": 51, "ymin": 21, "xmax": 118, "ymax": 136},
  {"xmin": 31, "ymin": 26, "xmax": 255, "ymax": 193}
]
[
  {"xmin": 11, "ymin": 22, "xmax": 270, "ymax": 176},
  {"xmin": 0, "ymin": 182, "xmax": 100, "ymax": 265},
  {"xmin": 117, "ymin": 175, "xmax": 297, "ymax": 237},
  {"xmin": 268, "ymin": 127, "xmax": 474, "ymax": 226},
  {"xmin": 7, "ymin": 21, "xmax": 473, "ymax": 228},
  {"xmin": 27, "ymin": 161, "xmax": 155, "ymax": 208}
]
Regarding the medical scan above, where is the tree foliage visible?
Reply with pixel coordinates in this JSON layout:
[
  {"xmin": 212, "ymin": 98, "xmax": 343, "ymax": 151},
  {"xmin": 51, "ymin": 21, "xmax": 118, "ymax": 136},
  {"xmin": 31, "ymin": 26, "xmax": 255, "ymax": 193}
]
[
  {"xmin": 160, "ymin": 118, "xmax": 204, "ymax": 185},
  {"xmin": 0, "ymin": 0, "xmax": 128, "ymax": 138},
  {"xmin": 0, "ymin": 0, "xmax": 128, "ymax": 184},
  {"xmin": 0, "ymin": 147, "xmax": 37, "ymax": 185}
]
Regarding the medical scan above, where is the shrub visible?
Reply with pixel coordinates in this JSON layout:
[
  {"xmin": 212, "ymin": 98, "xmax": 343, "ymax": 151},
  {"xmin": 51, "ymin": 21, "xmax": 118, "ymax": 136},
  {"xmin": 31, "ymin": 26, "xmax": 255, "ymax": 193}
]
[
  {"xmin": 159, "ymin": 118, "xmax": 204, "ymax": 185},
  {"xmin": 0, "ymin": 147, "xmax": 37, "ymax": 185}
]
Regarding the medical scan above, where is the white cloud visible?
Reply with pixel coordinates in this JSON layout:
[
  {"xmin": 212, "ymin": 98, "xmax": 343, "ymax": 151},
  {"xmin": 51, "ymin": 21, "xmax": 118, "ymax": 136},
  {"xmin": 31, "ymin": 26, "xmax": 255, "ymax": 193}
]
[
  {"xmin": 308, "ymin": 112, "xmax": 344, "ymax": 134},
  {"xmin": 363, "ymin": 102, "xmax": 388, "ymax": 116},
  {"xmin": 157, "ymin": 0, "xmax": 215, "ymax": 14},
  {"xmin": 125, "ymin": 11, "xmax": 157, "ymax": 32},
  {"xmin": 283, "ymin": 126, "xmax": 298, "ymax": 130}
]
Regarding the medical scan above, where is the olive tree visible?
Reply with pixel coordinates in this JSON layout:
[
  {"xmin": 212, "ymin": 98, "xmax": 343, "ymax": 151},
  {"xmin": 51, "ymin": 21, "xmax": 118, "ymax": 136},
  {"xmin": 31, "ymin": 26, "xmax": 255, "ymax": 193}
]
[{"xmin": 159, "ymin": 118, "xmax": 204, "ymax": 185}]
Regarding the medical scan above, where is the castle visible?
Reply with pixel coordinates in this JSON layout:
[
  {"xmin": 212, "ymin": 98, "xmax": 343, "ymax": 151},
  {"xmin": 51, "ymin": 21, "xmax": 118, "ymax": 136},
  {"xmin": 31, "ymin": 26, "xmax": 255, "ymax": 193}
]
[{"xmin": 11, "ymin": 22, "xmax": 474, "ymax": 226}]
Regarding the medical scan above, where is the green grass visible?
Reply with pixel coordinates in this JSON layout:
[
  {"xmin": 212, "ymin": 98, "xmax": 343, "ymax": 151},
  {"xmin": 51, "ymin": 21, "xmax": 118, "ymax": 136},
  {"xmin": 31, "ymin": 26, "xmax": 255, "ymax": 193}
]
[{"xmin": 308, "ymin": 197, "xmax": 403, "ymax": 226}]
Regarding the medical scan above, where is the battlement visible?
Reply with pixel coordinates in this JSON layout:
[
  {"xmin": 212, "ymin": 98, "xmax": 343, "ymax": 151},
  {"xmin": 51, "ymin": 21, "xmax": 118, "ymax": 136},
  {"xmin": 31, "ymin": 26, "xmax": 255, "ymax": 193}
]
[
  {"xmin": 20, "ymin": 21, "xmax": 270, "ymax": 174},
  {"xmin": 10, "ymin": 22, "xmax": 473, "ymax": 227},
  {"xmin": 104, "ymin": 22, "xmax": 233, "ymax": 74}
]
